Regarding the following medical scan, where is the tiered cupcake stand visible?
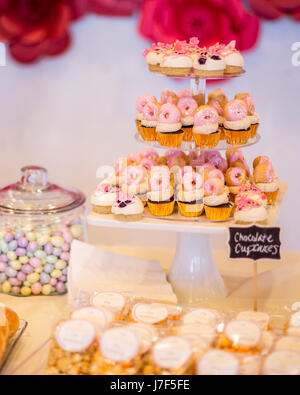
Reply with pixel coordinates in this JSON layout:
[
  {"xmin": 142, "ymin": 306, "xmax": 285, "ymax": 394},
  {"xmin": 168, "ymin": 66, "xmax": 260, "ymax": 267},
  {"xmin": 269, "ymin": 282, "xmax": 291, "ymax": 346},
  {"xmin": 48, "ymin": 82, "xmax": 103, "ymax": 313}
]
[{"xmin": 88, "ymin": 73, "xmax": 288, "ymax": 304}]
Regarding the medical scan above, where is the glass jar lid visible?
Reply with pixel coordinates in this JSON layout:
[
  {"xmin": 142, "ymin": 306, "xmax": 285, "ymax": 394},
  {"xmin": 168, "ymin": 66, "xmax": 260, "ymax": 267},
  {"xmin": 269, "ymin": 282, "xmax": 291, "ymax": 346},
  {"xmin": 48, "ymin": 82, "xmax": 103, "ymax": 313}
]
[{"xmin": 0, "ymin": 166, "xmax": 86, "ymax": 216}]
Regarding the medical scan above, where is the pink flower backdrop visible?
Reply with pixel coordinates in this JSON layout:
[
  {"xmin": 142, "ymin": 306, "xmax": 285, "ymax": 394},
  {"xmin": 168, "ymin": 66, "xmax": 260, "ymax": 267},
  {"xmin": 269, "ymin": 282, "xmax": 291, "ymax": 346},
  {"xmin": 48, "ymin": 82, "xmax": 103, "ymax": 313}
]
[{"xmin": 0, "ymin": 0, "xmax": 298, "ymax": 63}]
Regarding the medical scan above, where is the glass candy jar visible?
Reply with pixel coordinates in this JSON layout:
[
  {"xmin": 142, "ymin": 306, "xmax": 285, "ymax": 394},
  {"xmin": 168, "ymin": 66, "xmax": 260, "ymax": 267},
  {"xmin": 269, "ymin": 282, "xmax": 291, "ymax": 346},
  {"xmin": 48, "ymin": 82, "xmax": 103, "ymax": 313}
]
[{"xmin": 0, "ymin": 166, "xmax": 86, "ymax": 297}]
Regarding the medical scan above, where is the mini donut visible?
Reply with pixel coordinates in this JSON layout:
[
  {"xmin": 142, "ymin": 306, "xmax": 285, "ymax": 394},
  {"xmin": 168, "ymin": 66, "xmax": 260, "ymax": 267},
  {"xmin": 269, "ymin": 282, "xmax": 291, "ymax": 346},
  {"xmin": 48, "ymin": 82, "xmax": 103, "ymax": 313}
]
[
  {"xmin": 208, "ymin": 99, "xmax": 224, "ymax": 116},
  {"xmin": 205, "ymin": 168, "xmax": 225, "ymax": 184},
  {"xmin": 194, "ymin": 105, "xmax": 219, "ymax": 127},
  {"xmin": 207, "ymin": 89, "xmax": 228, "ymax": 108},
  {"xmin": 140, "ymin": 148, "xmax": 158, "ymax": 161},
  {"xmin": 136, "ymin": 94, "xmax": 156, "ymax": 113},
  {"xmin": 253, "ymin": 156, "xmax": 271, "ymax": 169},
  {"xmin": 254, "ymin": 163, "xmax": 275, "ymax": 184},
  {"xmin": 5, "ymin": 308, "xmax": 19, "ymax": 339},
  {"xmin": 142, "ymin": 102, "xmax": 159, "ymax": 121},
  {"xmin": 204, "ymin": 150, "xmax": 222, "ymax": 162},
  {"xmin": 158, "ymin": 103, "xmax": 181, "ymax": 124},
  {"xmin": 160, "ymin": 90, "xmax": 178, "ymax": 105},
  {"xmin": 177, "ymin": 88, "xmax": 193, "ymax": 99},
  {"xmin": 149, "ymin": 166, "xmax": 171, "ymax": 191},
  {"xmin": 177, "ymin": 97, "xmax": 198, "ymax": 117},
  {"xmin": 225, "ymin": 167, "xmax": 247, "ymax": 186},
  {"xmin": 224, "ymin": 100, "xmax": 248, "ymax": 121},
  {"xmin": 204, "ymin": 178, "xmax": 224, "ymax": 196},
  {"xmin": 202, "ymin": 163, "xmax": 216, "ymax": 171},
  {"xmin": 209, "ymin": 156, "xmax": 228, "ymax": 173},
  {"xmin": 182, "ymin": 169, "xmax": 203, "ymax": 191},
  {"xmin": 235, "ymin": 93, "xmax": 255, "ymax": 115},
  {"xmin": 127, "ymin": 154, "xmax": 141, "ymax": 165},
  {"xmin": 140, "ymin": 158, "xmax": 157, "ymax": 172},
  {"xmin": 124, "ymin": 166, "xmax": 145, "ymax": 185},
  {"xmin": 226, "ymin": 149, "xmax": 250, "ymax": 176}
]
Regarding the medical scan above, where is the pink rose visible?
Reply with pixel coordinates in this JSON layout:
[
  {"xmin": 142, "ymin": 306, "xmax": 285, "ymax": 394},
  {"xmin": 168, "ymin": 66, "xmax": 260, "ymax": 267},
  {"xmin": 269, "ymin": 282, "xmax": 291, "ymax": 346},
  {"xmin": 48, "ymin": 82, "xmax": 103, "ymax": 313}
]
[
  {"xmin": 139, "ymin": 0, "xmax": 260, "ymax": 51},
  {"xmin": 0, "ymin": 0, "xmax": 89, "ymax": 63},
  {"xmin": 89, "ymin": 0, "xmax": 140, "ymax": 16},
  {"xmin": 249, "ymin": 0, "xmax": 300, "ymax": 21}
]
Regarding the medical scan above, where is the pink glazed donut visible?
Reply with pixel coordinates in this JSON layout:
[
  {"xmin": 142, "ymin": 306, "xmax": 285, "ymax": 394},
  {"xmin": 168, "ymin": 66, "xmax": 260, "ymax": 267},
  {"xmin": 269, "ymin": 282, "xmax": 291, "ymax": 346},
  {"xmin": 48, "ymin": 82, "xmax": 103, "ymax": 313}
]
[
  {"xmin": 224, "ymin": 100, "xmax": 247, "ymax": 121},
  {"xmin": 124, "ymin": 166, "xmax": 145, "ymax": 185},
  {"xmin": 136, "ymin": 94, "xmax": 156, "ymax": 113},
  {"xmin": 158, "ymin": 103, "xmax": 181, "ymax": 124},
  {"xmin": 177, "ymin": 97, "xmax": 198, "ymax": 117},
  {"xmin": 140, "ymin": 148, "xmax": 158, "ymax": 161},
  {"xmin": 206, "ymin": 169, "xmax": 225, "ymax": 184},
  {"xmin": 204, "ymin": 178, "xmax": 224, "ymax": 196},
  {"xmin": 143, "ymin": 102, "xmax": 159, "ymax": 121},
  {"xmin": 182, "ymin": 171, "xmax": 203, "ymax": 191},
  {"xmin": 150, "ymin": 166, "xmax": 170, "ymax": 191},
  {"xmin": 194, "ymin": 105, "xmax": 219, "ymax": 127}
]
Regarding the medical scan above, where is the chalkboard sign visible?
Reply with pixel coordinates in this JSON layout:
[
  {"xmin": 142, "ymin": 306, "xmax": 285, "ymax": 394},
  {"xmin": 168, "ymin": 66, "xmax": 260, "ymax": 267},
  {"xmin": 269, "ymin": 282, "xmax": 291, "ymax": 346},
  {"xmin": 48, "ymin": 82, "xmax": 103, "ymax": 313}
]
[{"xmin": 228, "ymin": 225, "xmax": 281, "ymax": 261}]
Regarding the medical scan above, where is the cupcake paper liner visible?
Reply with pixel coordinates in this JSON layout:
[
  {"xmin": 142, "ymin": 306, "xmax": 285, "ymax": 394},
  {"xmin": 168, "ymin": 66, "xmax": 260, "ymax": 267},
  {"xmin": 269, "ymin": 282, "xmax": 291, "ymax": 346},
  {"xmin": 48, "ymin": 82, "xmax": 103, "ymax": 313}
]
[
  {"xmin": 205, "ymin": 205, "xmax": 233, "ymax": 221},
  {"xmin": 178, "ymin": 202, "xmax": 204, "ymax": 217},
  {"xmin": 224, "ymin": 128, "xmax": 250, "ymax": 145},
  {"xmin": 147, "ymin": 201, "xmax": 175, "ymax": 216},
  {"xmin": 182, "ymin": 126, "xmax": 193, "ymax": 141},
  {"xmin": 158, "ymin": 132, "xmax": 184, "ymax": 147},
  {"xmin": 140, "ymin": 126, "xmax": 157, "ymax": 141},
  {"xmin": 250, "ymin": 123, "xmax": 259, "ymax": 139},
  {"xmin": 193, "ymin": 131, "xmax": 221, "ymax": 148},
  {"xmin": 135, "ymin": 120, "xmax": 142, "ymax": 135},
  {"xmin": 265, "ymin": 189, "xmax": 279, "ymax": 205}
]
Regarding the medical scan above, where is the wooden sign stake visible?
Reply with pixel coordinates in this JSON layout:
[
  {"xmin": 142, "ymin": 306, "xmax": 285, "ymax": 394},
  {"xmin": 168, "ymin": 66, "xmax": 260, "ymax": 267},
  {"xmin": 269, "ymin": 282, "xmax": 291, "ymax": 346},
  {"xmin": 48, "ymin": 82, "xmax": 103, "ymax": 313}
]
[{"xmin": 253, "ymin": 261, "xmax": 258, "ymax": 312}]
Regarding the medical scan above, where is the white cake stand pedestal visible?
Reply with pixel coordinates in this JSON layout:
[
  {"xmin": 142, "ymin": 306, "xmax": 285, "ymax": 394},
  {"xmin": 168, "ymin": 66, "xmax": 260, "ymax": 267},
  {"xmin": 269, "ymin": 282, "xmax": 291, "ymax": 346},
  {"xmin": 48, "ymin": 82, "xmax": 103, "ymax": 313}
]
[{"xmin": 168, "ymin": 232, "xmax": 227, "ymax": 303}]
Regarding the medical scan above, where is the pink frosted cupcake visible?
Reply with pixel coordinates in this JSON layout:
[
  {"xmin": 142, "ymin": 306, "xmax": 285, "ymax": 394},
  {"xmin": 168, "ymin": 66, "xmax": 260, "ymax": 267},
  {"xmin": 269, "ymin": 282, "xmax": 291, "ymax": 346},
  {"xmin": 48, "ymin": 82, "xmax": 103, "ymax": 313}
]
[
  {"xmin": 193, "ymin": 105, "xmax": 220, "ymax": 148},
  {"xmin": 177, "ymin": 97, "xmax": 198, "ymax": 141},
  {"xmin": 136, "ymin": 94, "xmax": 156, "ymax": 135},
  {"xmin": 156, "ymin": 103, "xmax": 183, "ymax": 147},
  {"xmin": 223, "ymin": 100, "xmax": 251, "ymax": 145},
  {"xmin": 140, "ymin": 102, "xmax": 160, "ymax": 141}
]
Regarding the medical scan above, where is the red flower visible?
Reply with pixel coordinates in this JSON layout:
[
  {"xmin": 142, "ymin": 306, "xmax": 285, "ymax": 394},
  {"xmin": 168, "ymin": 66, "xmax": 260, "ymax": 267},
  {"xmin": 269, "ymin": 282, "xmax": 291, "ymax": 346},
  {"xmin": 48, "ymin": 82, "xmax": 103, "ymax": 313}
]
[
  {"xmin": 249, "ymin": 0, "xmax": 300, "ymax": 21},
  {"xmin": 139, "ymin": 0, "xmax": 260, "ymax": 51},
  {"xmin": 89, "ymin": 0, "xmax": 141, "ymax": 16},
  {"xmin": 0, "ymin": 0, "xmax": 89, "ymax": 63}
]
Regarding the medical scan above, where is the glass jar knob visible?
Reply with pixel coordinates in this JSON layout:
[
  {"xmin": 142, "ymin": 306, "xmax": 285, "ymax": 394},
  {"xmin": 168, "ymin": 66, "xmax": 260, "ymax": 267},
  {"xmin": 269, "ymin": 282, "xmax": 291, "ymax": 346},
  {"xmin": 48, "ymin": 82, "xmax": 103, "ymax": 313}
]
[{"xmin": 20, "ymin": 166, "xmax": 48, "ymax": 190}]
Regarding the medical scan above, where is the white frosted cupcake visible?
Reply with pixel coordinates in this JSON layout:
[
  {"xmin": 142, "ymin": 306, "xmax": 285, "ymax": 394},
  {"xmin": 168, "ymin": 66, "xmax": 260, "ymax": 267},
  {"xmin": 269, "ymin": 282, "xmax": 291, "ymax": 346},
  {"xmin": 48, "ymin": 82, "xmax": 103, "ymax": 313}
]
[
  {"xmin": 160, "ymin": 53, "xmax": 193, "ymax": 76},
  {"xmin": 193, "ymin": 51, "xmax": 226, "ymax": 77},
  {"xmin": 112, "ymin": 192, "xmax": 144, "ymax": 221},
  {"xmin": 234, "ymin": 197, "xmax": 268, "ymax": 224},
  {"xmin": 91, "ymin": 182, "xmax": 119, "ymax": 214}
]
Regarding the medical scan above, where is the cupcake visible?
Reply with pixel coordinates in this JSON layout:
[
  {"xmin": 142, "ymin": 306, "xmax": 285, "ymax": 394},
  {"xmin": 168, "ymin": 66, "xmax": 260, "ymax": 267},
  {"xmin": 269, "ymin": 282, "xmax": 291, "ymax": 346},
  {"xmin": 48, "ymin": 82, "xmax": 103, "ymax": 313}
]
[
  {"xmin": 140, "ymin": 102, "xmax": 159, "ymax": 141},
  {"xmin": 253, "ymin": 162, "xmax": 279, "ymax": 205},
  {"xmin": 177, "ymin": 167, "xmax": 204, "ymax": 217},
  {"xmin": 122, "ymin": 165, "xmax": 148, "ymax": 205},
  {"xmin": 225, "ymin": 167, "xmax": 248, "ymax": 202},
  {"xmin": 160, "ymin": 52, "xmax": 193, "ymax": 77},
  {"xmin": 223, "ymin": 100, "xmax": 251, "ymax": 145},
  {"xmin": 213, "ymin": 41, "xmax": 244, "ymax": 74},
  {"xmin": 177, "ymin": 97, "xmax": 198, "ymax": 141},
  {"xmin": 193, "ymin": 105, "xmax": 221, "ymax": 148},
  {"xmin": 135, "ymin": 95, "xmax": 156, "ymax": 136},
  {"xmin": 111, "ymin": 192, "xmax": 144, "ymax": 221},
  {"xmin": 235, "ymin": 93, "xmax": 260, "ymax": 138},
  {"xmin": 204, "ymin": 178, "xmax": 233, "ymax": 221},
  {"xmin": 207, "ymin": 89, "xmax": 228, "ymax": 140},
  {"xmin": 91, "ymin": 182, "xmax": 119, "ymax": 214},
  {"xmin": 147, "ymin": 166, "xmax": 175, "ymax": 216},
  {"xmin": 234, "ymin": 197, "xmax": 268, "ymax": 225},
  {"xmin": 156, "ymin": 103, "xmax": 183, "ymax": 147},
  {"xmin": 193, "ymin": 50, "xmax": 226, "ymax": 77},
  {"xmin": 143, "ymin": 44, "xmax": 168, "ymax": 72}
]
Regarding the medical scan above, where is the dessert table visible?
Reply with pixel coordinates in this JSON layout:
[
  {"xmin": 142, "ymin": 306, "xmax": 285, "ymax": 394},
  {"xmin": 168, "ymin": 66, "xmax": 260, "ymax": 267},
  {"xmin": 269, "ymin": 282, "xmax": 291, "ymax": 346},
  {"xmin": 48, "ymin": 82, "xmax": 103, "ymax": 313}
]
[{"xmin": 2, "ymin": 245, "xmax": 300, "ymax": 375}]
